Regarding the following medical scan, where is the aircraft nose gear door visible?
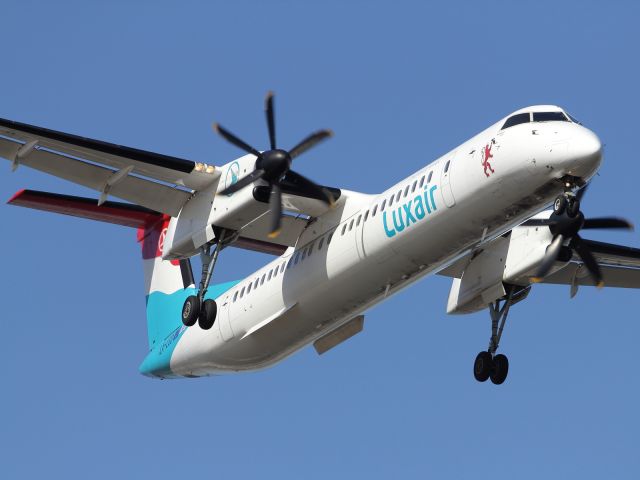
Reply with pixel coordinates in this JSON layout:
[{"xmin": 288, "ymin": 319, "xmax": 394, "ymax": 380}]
[{"xmin": 440, "ymin": 152, "xmax": 456, "ymax": 207}]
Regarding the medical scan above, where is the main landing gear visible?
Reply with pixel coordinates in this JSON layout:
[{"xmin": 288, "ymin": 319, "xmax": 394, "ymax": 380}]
[
  {"xmin": 473, "ymin": 285, "xmax": 523, "ymax": 385},
  {"xmin": 181, "ymin": 229, "xmax": 232, "ymax": 330}
]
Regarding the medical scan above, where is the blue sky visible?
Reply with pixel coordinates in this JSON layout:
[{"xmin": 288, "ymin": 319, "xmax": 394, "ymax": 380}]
[{"xmin": 1, "ymin": 1, "xmax": 640, "ymax": 478}]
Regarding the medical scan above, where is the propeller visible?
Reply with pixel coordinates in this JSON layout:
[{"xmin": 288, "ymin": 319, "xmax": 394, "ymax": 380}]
[
  {"xmin": 214, "ymin": 92, "xmax": 334, "ymax": 238},
  {"xmin": 525, "ymin": 185, "xmax": 633, "ymax": 288}
]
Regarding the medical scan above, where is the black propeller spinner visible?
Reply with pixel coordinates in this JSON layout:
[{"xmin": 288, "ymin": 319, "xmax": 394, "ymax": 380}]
[
  {"xmin": 523, "ymin": 185, "xmax": 633, "ymax": 287},
  {"xmin": 215, "ymin": 92, "xmax": 334, "ymax": 237}
]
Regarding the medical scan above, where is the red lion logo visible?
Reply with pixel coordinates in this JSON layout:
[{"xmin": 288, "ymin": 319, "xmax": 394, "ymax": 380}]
[{"xmin": 482, "ymin": 142, "xmax": 495, "ymax": 177}]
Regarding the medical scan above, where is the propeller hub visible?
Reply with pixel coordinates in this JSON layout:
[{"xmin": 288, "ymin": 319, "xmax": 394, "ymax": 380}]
[
  {"xmin": 258, "ymin": 149, "xmax": 292, "ymax": 182},
  {"xmin": 549, "ymin": 211, "xmax": 585, "ymax": 238}
]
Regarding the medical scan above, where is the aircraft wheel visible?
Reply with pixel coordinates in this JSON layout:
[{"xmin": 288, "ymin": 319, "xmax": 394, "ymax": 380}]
[
  {"xmin": 566, "ymin": 197, "xmax": 580, "ymax": 218},
  {"xmin": 490, "ymin": 354, "xmax": 509, "ymax": 385},
  {"xmin": 199, "ymin": 299, "xmax": 217, "ymax": 330},
  {"xmin": 473, "ymin": 351, "xmax": 493, "ymax": 382},
  {"xmin": 182, "ymin": 296, "xmax": 200, "ymax": 327},
  {"xmin": 553, "ymin": 195, "xmax": 567, "ymax": 215}
]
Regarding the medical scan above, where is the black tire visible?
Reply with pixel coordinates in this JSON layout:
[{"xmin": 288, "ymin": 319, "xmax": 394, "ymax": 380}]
[
  {"xmin": 490, "ymin": 354, "xmax": 509, "ymax": 385},
  {"xmin": 566, "ymin": 197, "xmax": 580, "ymax": 218},
  {"xmin": 474, "ymin": 351, "xmax": 493, "ymax": 382},
  {"xmin": 199, "ymin": 299, "xmax": 217, "ymax": 330},
  {"xmin": 553, "ymin": 195, "xmax": 567, "ymax": 215},
  {"xmin": 182, "ymin": 295, "xmax": 200, "ymax": 327}
]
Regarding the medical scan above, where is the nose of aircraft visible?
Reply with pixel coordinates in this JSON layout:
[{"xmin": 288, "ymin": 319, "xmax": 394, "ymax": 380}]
[{"xmin": 565, "ymin": 126, "xmax": 602, "ymax": 179}]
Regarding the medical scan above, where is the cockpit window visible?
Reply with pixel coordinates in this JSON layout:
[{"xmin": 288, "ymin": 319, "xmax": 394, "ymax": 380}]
[
  {"xmin": 501, "ymin": 113, "xmax": 530, "ymax": 130},
  {"xmin": 566, "ymin": 112, "xmax": 581, "ymax": 124},
  {"xmin": 532, "ymin": 111, "xmax": 569, "ymax": 122}
]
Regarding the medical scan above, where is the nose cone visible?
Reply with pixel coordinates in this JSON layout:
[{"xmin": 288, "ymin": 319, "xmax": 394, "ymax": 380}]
[{"xmin": 565, "ymin": 126, "xmax": 602, "ymax": 179}]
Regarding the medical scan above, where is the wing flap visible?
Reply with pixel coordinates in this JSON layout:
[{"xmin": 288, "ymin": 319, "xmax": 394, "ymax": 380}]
[
  {"xmin": 0, "ymin": 117, "xmax": 220, "ymax": 191},
  {"xmin": 1, "ymin": 137, "xmax": 190, "ymax": 216}
]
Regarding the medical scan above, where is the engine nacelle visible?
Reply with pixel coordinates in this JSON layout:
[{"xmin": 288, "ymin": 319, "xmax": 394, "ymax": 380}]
[
  {"xmin": 447, "ymin": 215, "xmax": 563, "ymax": 314},
  {"xmin": 162, "ymin": 154, "xmax": 271, "ymax": 259}
]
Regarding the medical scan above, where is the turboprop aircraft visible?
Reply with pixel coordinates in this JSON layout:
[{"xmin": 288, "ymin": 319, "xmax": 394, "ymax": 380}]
[{"xmin": 2, "ymin": 93, "xmax": 640, "ymax": 385}]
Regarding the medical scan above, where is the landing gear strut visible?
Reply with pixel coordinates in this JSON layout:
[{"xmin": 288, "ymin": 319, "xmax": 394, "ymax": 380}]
[
  {"xmin": 473, "ymin": 285, "xmax": 517, "ymax": 385},
  {"xmin": 181, "ymin": 229, "xmax": 231, "ymax": 330}
]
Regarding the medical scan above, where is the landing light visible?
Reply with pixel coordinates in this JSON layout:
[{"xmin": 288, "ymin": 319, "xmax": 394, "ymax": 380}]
[{"xmin": 194, "ymin": 162, "xmax": 216, "ymax": 174}]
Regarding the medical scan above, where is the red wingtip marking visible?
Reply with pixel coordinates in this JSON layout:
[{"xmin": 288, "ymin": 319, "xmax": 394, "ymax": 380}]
[{"xmin": 7, "ymin": 189, "xmax": 26, "ymax": 204}]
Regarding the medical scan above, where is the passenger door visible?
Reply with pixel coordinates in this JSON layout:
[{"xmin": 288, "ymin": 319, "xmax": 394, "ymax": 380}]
[
  {"xmin": 218, "ymin": 294, "xmax": 234, "ymax": 341},
  {"xmin": 440, "ymin": 152, "xmax": 456, "ymax": 207},
  {"xmin": 354, "ymin": 211, "xmax": 366, "ymax": 260}
]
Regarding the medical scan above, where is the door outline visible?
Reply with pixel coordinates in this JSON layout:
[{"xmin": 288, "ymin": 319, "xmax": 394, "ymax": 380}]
[
  {"xmin": 440, "ymin": 151, "xmax": 456, "ymax": 207},
  {"xmin": 218, "ymin": 294, "xmax": 234, "ymax": 341},
  {"xmin": 355, "ymin": 211, "xmax": 366, "ymax": 259}
]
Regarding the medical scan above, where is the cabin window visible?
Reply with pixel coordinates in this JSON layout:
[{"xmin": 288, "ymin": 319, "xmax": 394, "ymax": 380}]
[
  {"xmin": 287, "ymin": 258, "xmax": 293, "ymax": 269},
  {"xmin": 404, "ymin": 185, "xmax": 410, "ymax": 197},
  {"xmin": 294, "ymin": 252, "xmax": 301, "ymax": 264},
  {"xmin": 349, "ymin": 219, "xmax": 354, "ymax": 231},
  {"xmin": 427, "ymin": 171, "xmax": 433, "ymax": 183},
  {"xmin": 233, "ymin": 291, "xmax": 238, "ymax": 302},
  {"xmin": 268, "ymin": 270, "xmax": 273, "ymax": 281},
  {"xmin": 411, "ymin": 180, "xmax": 417, "ymax": 193},
  {"xmin": 419, "ymin": 176, "xmax": 425, "ymax": 188},
  {"xmin": 261, "ymin": 274, "xmax": 266, "ymax": 285},
  {"xmin": 372, "ymin": 205, "xmax": 378, "ymax": 217},
  {"xmin": 247, "ymin": 283, "xmax": 252, "ymax": 293},
  {"xmin": 341, "ymin": 224, "xmax": 347, "ymax": 235},
  {"xmin": 389, "ymin": 195, "xmax": 394, "ymax": 206},
  {"xmin": 318, "ymin": 237, "xmax": 325, "ymax": 250},
  {"xmin": 240, "ymin": 286, "xmax": 245, "ymax": 298},
  {"xmin": 308, "ymin": 243, "xmax": 314, "ymax": 257},
  {"xmin": 501, "ymin": 112, "xmax": 531, "ymax": 130},
  {"xmin": 444, "ymin": 160, "xmax": 450, "ymax": 173},
  {"xmin": 533, "ymin": 111, "xmax": 569, "ymax": 122},
  {"xmin": 328, "ymin": 231, "xmax": 334, "ymax": 244},
  {"xmin": 280, "ymin": 262, "xmax": 285, "ymax": 273},
  {"xmin": 356, "ymin": 215, "xmax": 362, "ymax": 227},
  {"xmin": 381, "ymin": 199, "xmax": 387, "ymax": 211},
  {"xmin": 364, "ymin": 211, "xmax": 369, "ymax": 222},
  {"xmin": 396, "ymin": 191, "xmax": 401, "ymax": 201}
]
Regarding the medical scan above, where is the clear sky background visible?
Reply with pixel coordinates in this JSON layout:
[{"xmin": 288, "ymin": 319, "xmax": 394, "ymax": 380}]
[{"xmin": 1, "ymin": 1, "xmax": 640, "ymax": 478}]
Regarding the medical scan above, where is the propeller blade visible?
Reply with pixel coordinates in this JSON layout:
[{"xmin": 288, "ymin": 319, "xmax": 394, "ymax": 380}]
[
  {"xmin": 289, "ymin": 130, "xmax": 333, "ymax": 159},
  {"xmin": 265, "ymin": 91, "xmax": 276, "ymax": 150},
  {"xmin": 213, "ymin": 123, "xmax": 262, "ymax": 158},
  {"xmin": 219, "ymin": 168, "xmax": 265, "ymax": 195},
  {"xmin": 268, "ymin": 183, "xmax": 283, "ymax": 238},
  {"xmin": 531, "ymin": 234, "xmax": 565, "ymax": 282},
  {"xmin": 572, "ymin": 235, "xmax": 604, "ymax": 288},
  {"xmin": 582, "ymin": 217, "xmax": 634, "ymax": 230},
  {"xmin": 285, "ymin": 170, "xmax": 334, "ymax": 205},
  {"xmin": 520, "ymin": 218, "xmax": 557, "ymax": 228}
]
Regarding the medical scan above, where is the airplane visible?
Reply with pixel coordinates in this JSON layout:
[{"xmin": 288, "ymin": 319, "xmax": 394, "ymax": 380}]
[{"xmin": 2, "ymin": 93, "xmax": 640, "ymax": 385}]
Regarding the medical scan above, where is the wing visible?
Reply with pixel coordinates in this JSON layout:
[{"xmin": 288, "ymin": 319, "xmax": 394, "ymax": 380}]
[
  {"xmin": 0, "ymin": 117, "xmax": 220, "ymax": 216},
  {"xmin": 542, "ymin": 239, "xmax": 640, "ymax": 288}
]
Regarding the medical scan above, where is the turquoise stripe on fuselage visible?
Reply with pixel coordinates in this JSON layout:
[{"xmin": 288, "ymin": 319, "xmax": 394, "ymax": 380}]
[{"xmin": 139, "ymin": 280, "xmax": 239, "ymax": 379}]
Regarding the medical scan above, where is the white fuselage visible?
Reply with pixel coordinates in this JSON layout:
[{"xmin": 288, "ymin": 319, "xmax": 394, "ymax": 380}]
[{"xmin": 170, "ymin": 107, "xmax": 602, "ymax": 376}]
